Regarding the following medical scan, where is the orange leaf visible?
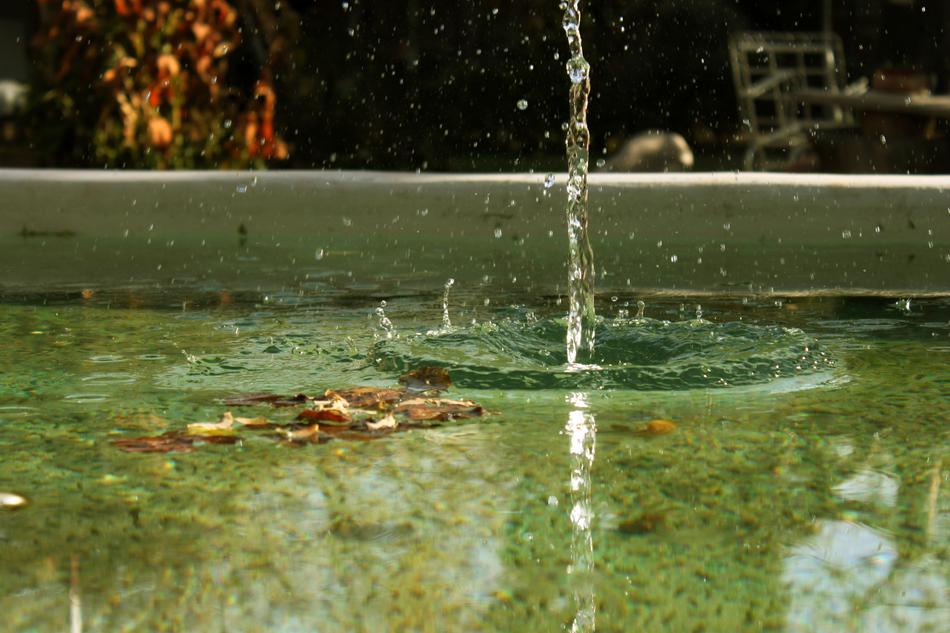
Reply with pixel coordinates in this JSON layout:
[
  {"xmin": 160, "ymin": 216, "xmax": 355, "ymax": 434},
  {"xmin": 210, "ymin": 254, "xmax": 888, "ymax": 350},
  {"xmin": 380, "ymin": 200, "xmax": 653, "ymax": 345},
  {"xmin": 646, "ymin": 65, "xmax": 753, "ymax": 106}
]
[{"xmin": 297, "ymin": 408, "xmax": 350, "ymax": 423}]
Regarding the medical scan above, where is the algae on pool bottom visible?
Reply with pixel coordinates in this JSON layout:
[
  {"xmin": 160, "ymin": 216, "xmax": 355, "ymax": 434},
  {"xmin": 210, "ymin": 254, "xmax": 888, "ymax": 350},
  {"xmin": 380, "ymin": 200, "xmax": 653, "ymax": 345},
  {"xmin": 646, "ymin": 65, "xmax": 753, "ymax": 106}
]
[{"xmin": 0, "ymin": 292, "xmax": 947, "ymax": 632}]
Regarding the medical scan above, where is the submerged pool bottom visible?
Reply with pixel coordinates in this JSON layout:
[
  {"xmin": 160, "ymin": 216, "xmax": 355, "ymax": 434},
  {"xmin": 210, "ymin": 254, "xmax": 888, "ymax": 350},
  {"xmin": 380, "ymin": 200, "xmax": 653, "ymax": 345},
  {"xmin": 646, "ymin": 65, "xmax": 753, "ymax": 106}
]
[{"xmin": 0, "ymin": 288, "xmax": 947, "ymax": 632}]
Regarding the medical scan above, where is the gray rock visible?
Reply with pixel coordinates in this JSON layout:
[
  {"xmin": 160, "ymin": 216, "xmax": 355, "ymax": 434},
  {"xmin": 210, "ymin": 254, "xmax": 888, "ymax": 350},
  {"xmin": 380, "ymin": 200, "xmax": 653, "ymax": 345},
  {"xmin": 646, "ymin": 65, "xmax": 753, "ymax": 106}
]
[{"xmin": 603, "ymin": 131, "xmax": 694, "ymax": 172}]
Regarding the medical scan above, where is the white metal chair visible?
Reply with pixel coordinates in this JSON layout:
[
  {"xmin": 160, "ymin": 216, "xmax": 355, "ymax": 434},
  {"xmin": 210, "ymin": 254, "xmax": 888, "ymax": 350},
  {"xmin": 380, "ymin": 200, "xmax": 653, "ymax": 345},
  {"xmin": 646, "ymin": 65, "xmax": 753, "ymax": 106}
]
[{"xmin": 729, "ymin": 31, "xmax": 861, "ymax": 170}]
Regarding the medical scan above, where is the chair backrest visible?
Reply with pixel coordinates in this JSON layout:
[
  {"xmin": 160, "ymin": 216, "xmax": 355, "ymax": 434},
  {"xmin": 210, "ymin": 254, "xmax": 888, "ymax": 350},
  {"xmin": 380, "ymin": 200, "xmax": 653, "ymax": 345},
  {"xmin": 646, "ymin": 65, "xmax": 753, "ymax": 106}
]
[{"xmin": 729, "ymin": 31, "xmax": 853, "ymax": 142}]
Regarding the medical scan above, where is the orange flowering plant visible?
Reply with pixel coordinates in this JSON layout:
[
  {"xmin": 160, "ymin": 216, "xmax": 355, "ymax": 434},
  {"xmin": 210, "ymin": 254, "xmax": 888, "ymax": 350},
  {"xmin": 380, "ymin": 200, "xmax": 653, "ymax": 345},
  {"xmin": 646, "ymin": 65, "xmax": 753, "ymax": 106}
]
[{"xmin": 31, "ymin": 0, "xmax": 287, "ymax": 168}]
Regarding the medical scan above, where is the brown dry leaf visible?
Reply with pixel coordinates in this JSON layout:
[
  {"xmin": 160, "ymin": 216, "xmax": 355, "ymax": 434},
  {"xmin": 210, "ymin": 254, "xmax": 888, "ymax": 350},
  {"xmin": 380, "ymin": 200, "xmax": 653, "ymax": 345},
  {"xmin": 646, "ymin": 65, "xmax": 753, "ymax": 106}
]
[
  {"xmin": 328, "ymin": 386, "xmax": 406, "ymax": 409},
  {"xmin": 278, "ymin": 424, "xmax": 326, "ymax": 445},
  {"xmin": 187, "ymin": 411, "xmax": 236, "ymax": 436},
  {"xmin": 394, "ymin": 398, "xmax": 484, "ymax": 422},
  {"xmin": 399, "ymin": 366, "xmax": 452, "ymax": 392},
  {"xmin": 297, "ymin": 408, "xmax": 350, "ymax": 423},
  {"xmin": 191, "ymin": 435, "xmax": 242, "ymax": 447},
  {"xmin": 365, "ymin": 413, "xmax": 398, "ymax": 431},
  {"xmin": 233, "ymin": 415, "xmax": 274, "ymax": 428}
]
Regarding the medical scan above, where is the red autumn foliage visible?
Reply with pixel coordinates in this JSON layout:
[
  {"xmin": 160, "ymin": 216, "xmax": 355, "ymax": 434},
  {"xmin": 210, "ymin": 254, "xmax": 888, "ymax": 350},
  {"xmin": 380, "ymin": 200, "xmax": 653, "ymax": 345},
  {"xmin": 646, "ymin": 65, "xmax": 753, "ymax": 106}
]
[{"xmin": 31, "ymin": 0, "xmax": 288, "ymax": 168}]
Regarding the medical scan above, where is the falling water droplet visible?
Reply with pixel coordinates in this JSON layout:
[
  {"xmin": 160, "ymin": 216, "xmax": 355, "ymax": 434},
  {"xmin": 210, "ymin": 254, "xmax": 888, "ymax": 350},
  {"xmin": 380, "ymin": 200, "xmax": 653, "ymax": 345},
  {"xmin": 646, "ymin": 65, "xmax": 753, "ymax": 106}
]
[
  {"xmin": 636, "ymin": 300, "xmax": 646, "ymax": 319},
  {"xmin": 566, "ymin": 57, "xmax": 590, "ymax": 84},
  {"xmin": 517, "ymin": 99, "xmax": 529, "ymax": 110},
  {"xmin": 544, "ymin": 173, "xmax": 556, "ymax": 189}
]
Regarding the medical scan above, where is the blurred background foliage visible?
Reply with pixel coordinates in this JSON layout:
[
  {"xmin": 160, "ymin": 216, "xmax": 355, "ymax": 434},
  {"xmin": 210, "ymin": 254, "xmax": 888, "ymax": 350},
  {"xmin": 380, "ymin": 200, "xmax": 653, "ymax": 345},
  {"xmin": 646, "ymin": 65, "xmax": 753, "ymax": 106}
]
[
  {"xmin": 8, "ymin": 0, "xmax": 945, "ymax": 170},
  {"xmin": 29, "ymin": 0, "xmax": 291, "ymax": 168}
]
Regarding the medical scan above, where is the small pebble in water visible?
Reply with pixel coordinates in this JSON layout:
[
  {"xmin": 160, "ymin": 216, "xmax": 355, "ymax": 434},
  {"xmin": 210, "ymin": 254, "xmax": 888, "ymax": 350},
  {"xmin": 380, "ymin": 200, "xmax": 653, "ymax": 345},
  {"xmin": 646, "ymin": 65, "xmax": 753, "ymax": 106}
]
[
  {"xmin": 633, "ymin": 419, "xmax": 677, "ymax": 437},
  {"xmin": 618, "ymin": 511, "xmax": 666, "ymax": 535},
  {"xmin": 0, "ymin": 492, "xmax": 27, "ymax": 509}
]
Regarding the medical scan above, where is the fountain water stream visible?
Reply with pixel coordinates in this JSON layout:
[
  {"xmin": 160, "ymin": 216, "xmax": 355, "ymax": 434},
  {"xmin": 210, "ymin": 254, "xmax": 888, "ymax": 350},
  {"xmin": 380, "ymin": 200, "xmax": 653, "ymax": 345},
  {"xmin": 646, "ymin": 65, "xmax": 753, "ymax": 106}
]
[{"xmin": 561, "ymin": 0, "xmax": 597, "ymax": 365}]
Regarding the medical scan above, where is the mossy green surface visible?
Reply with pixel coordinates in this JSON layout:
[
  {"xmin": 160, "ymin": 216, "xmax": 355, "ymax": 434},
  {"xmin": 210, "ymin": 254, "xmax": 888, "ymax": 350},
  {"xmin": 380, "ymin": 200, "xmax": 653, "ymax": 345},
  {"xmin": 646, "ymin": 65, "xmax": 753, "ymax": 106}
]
[{"xmin": 0, "ymin": 294, "xmax": 947, "ymax": 632}]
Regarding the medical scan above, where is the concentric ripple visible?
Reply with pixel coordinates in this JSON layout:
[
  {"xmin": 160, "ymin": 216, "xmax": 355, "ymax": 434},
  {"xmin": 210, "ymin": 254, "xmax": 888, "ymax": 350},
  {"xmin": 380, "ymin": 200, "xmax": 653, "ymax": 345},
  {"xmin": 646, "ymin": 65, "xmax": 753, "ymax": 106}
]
[{"xmin": 373, "ymin": 311, "xmax": 836, "ymax": 390}]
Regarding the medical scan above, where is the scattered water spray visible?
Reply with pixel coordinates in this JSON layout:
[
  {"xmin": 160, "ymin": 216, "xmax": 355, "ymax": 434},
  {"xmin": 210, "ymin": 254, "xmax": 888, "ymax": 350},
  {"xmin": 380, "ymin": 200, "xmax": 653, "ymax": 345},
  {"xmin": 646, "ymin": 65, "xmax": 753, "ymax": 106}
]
[{"xmin": 561, "ymin": 0, "xmax": 597, "ymax": 365}]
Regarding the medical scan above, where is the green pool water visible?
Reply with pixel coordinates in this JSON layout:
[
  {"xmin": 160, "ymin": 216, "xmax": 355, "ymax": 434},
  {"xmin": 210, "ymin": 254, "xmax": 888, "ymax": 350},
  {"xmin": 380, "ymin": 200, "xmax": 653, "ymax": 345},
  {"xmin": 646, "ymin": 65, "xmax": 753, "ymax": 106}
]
[{"xmin": 0, "ymin": 286, "xmax": 947, "ymax": 632}]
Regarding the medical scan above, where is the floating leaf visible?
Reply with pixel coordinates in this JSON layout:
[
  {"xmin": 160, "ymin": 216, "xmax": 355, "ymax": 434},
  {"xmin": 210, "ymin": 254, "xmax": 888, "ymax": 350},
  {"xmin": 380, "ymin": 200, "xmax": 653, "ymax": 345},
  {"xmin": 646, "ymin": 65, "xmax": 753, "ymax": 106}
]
[
  {"xmin": 366, "ymin": 413, "xmax": 398, "ymax": 431},
  {"xmin": 297, "ymin": 408, "xmax": 350, "ymax": 423},
  {"xmin": 115, "ymin": 368, "xmax": 488, "ymax": 453},
  {"xmin": 394, "ymin": 398, "xmax": 483, "ymax": 421},
  {"xmin": 398, "ymin": 366, "xmax": 452, "ymax": 392},
  {"xmin": 327, "ymin": 386, "xmax": 406, "ymax": 409},
  {"xmin": 187, "ymin": 411, "xmax": 237, "ymax": 436},
  {"xmin": 233, "ymin": 415, "xmax": 274, "ymax": 428},
  {"xmin": 278, "ymin": 423, "xmax": 326, "ymax": 445},
  {"xmin": 190, "ymin": 435, "xmax": 242, "ymax": 447}
]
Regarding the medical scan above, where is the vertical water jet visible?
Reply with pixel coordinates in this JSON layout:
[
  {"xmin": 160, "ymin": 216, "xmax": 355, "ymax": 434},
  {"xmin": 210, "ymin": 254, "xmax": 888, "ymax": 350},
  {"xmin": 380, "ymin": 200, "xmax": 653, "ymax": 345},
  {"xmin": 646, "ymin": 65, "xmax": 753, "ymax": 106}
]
[{"xmin": 561, "ymin": 0, "xmax": 597, "ymax": 364}]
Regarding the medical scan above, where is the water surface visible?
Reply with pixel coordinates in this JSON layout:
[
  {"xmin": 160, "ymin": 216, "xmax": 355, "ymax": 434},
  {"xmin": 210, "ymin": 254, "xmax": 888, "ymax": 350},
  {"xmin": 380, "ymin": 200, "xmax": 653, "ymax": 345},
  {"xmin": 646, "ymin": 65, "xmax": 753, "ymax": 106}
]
[{"xmin": 0, "ymin": 287, "xmax": 947, "ymax": 632}]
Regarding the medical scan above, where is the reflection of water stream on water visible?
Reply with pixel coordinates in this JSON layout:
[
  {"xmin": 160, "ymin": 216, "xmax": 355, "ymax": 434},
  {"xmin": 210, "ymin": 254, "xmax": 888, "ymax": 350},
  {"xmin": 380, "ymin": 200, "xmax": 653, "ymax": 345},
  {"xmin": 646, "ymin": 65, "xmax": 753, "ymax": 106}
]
[{"xmin": 566, "ymin": 392, "xmax": 596, "ymax": 632}]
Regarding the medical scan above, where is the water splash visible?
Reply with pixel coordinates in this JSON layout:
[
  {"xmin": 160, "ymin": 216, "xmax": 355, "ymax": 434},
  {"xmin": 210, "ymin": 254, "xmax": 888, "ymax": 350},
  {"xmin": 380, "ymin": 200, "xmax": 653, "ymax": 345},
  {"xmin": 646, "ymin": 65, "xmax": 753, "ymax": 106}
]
[
  {"xmin": 374, "ymin": 300, "xmax": 395, "ymax": 340},
  {"xmin": 441, "ymin": 278, "xmax": 455, "ymax": 330},
  {"xmin": 565, "ymin": 392, "xmax": 596, "ymax": 633},
  {"xmin": 561, "ymin": 0, "xmax": 596, "ymax": 365}
]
